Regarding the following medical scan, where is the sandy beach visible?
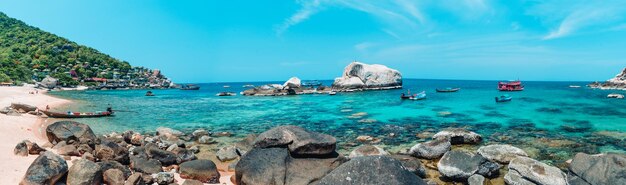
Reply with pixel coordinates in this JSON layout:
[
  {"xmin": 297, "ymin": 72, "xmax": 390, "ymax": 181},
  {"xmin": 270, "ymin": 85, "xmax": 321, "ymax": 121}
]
[
  {"xmin": 0, "ymin": 86, "xmax": 235, "ymax": 184},
  {"xmin": 0, "ymin": 86, "xmax": 70, "ymax": 184}
]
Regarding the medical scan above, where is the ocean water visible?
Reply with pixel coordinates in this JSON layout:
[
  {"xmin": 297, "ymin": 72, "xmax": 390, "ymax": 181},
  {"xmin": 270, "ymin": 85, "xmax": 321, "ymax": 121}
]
[{"xmin": 49, "ymin": 79, "xmax": 626, "ymax": 165}]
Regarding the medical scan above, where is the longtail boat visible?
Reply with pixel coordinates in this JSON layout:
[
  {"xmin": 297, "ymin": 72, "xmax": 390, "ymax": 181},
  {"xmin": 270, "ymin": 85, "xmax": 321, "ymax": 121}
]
[
  {"xmin": 40, "ymin": 110, "xmax": 113, "ymax": 118},
  {"xmin": 498, "ymin": 80, "xmax": 524, "ymax": 91},
  {"xmin": 495, "ymin": 95, "xmax": 513, "ymax": 102},
  {"xmin": 436, "ymin": 88, "xmax": 460, "ymax": 92}
]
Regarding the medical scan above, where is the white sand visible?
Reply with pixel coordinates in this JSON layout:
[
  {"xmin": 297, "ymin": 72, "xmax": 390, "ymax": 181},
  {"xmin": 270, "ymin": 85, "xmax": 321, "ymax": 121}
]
[{"xmin": 0, "ymin": 86, "xmax": 70, "ymax": 184}]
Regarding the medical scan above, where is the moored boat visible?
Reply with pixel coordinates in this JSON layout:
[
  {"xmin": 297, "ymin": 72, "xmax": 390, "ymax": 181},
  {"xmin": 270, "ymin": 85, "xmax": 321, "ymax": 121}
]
[
  {"xmin": 216, "ymin": 92, "xmax": 236, "ymax": 96},
  {"xmin": 410, "ymin": 91, "xmax": 426, "ymax": 100},
  {"xmin": 607, "ymin": 93, "xmax": 624, "ymax": 99},
  {"xmin": 569, "ymin": 85, "xmax": 581, "ymax": 88},
  {"xmin": 145, "ymin": 91, "xmax": 154, "ymax": 96},
  {"xmin": 498, "ymin": 80, "xmax": 524, "ymax": 91},
  {"xmin": 40, "ymin": 110, "xmax": 114, "ymax": 118},
  {"xmin": 436, "ymin": 88, "xmax": 460, "ymax": 92},
  {"xmin": 302, "ymin": 80, "xmax": 322, "ymax": 87},
  {"xmin": 180, "ymin": 84, "xmax": 200, "ymax": 90},
  {"xmin": 329, "ymin": 91, "xmax": 337, "ymax": 95},
  {"xmin": 495, "ymin": 95, "xmax": 512, "ymax": 102}
]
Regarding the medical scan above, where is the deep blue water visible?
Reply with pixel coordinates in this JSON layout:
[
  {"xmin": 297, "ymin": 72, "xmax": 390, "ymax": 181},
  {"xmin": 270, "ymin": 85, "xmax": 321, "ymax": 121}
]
[{"xmin": 49, "ymin": 79, "xmax": 626, "ymax": 164}]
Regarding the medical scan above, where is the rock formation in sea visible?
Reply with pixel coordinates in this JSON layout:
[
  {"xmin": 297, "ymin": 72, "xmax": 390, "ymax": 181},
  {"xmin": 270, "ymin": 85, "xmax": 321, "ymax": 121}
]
[
  {"xmin": 242, "ymin": 77, "xmax": 332, "ymax": 96},
  {"xmin": 588, "ymin": 67, "xmax": 626, "ymax": 90},
  {"xmin": 332, "ymin": 62, "xmax": 402, "ymax": 90}
]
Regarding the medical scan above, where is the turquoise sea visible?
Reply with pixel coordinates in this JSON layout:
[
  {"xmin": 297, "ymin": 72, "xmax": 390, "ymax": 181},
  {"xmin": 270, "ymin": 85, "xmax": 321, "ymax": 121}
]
[{"xmin": 49, "ymin": 79, "xmax": 626, "ymax": 166}]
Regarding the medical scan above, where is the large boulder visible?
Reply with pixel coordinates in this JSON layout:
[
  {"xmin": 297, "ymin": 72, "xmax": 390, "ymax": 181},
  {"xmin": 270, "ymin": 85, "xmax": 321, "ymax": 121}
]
[
  {"xmin": 477, "ymin": 144, "xmax": 528, "ymax": 164},
  {"xmin": 24, "ymin": 140, "xmax": 46, "ymax": 155},
  {"xmin": 11, "ymin": 103, "xmax": 37, "ymax": 112},
  {"xmin": 46, "ymin": 121, "xmax": 98, "ymax": 145},
  {"xmin": 172, "ymin": 147, "xmax": 197, "ymax": 164},
  {"xmin": 283, "ymin": 77, "xmax": 302, "ymax": 89},
  {"xmin": 179, "ymin": 160, "xmax": 220, "ymax": 183},
  {"xmin": 39, "ymin": 76, "xmax": 58, "ymax": 89},
  {"xmin": 130, "ymin": 156, "xmax": 163, "ymax": 174},
  {"xmin": 254, "ymin": 125, "xmax": 336, "ymax": 155},
  {"xmin": 432, "ymin": 128, "xmax": 482, "ymax": 144},
  {"xmin": 316, "ymin": 156, "xmax": 426, "ymax": 185},
  {"xmin": 389, "ymin": 155, "xmax": 427, "ymax": 178},
  {"xmin": 216, "ymin": 145, "xmax": 239, "ymax": 162},
  {"xmin": 505, "ymin": 156, "xmax": 567, "ymax": 185},
  {"xmin": 67, "ymin": 159, "xmax": 103, "ymax": 185},
  {"xmin": 409, "ymin": 138, "xmax": 451, "ymax": 159},
  {"xmin": 332, "ymin": 62, "xmax": 402, "ymax": 89},
  {"xmin": 568, "ymin": 153, "xmax": 626, "ymax": 185},
  {"xmin": 97, "ymin": 161, "xmax": 132, "ymax": 179},
  {"xmin": 103, "ymin": 169, "xmax": 125, "ymax": 185},
  {"xmin": 437, "ymin": 150, "xmax": 500, "ymax": 180},
  {"xmin": 236, "ymin": 148, "xmax": 289, "ymax": 185},
  {"xmin": 20, "ymin": 151, "xmax": 68, "ymax": 185},
  {"xmin": 95, "ymin": 140, "xmax": 129, "ymax": 164},
  {"xmin": 348, "ymin": 145, "xmax": 389, "ymax": 158},
  {"xmin": 146, "ymin": 145, "xmax": 177, "ymax": 166}
]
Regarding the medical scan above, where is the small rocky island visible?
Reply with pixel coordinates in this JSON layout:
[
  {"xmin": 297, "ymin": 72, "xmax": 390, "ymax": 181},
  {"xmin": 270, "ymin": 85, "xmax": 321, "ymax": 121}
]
[
  {"xmin": 242, "ymin": 61, "xmax": 402, "ymax": 96},
  {"xmin": 332, "ymin": 61, "xmax": 402, "ymax": 91},
  {"xmin": 588, "ymin": 67, "xmax": 626, "ymax": 90}
]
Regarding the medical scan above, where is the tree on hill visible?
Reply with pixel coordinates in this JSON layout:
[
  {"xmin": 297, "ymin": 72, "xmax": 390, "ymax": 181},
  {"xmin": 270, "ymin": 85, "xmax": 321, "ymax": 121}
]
[{"xmin": 0, "ymin": 11, "xmax": 141, "ymax": 86}]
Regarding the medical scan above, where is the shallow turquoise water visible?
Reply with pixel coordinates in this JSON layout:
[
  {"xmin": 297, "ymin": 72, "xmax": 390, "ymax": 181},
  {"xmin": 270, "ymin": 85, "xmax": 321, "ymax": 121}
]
[{"xmin": 50, "ymin": 79, "xmax": 626, "ymax": 163}]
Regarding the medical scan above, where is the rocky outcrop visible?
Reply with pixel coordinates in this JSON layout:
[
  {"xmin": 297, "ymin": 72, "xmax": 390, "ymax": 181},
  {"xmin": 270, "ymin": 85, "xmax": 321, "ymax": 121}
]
[
  {"xmin": 317, "ymin": 156, "xmax": 426, "ymax": 185},
  {"xmin": 179, "ymin": 160, "xmax": 220, "ymax": 183},
  {"xmin": 437, "ymin": 150, "xmax": 500, "ymax": 180},
  {"xmin": 477, "ymin": 144, "xmax": 528, "ymax": 164},
  {"xmin": 348, "ymin": 145, "xmax": 389, "ymax": 158},
  {"xmin": 153, "ymin": 172, "xmax": 175, "ymax": 185},
  {"xmin": 38, "ymin": 76, "xmax": 58, "ymax": 89},
  {"xmin": 216, "ymin": 145, "xmax": 239, "ymax": 162},
  {"xmin": 505, "ymin": 156, "xmax": 567, "ymax": 185},
  {"xmin": 588, "ymin": 68, "xmax": 626, "ymax": 90},
  {"xmin": 21, "ymin": 151, "xmax": 68, "ymax": 185},
  {"xmin": 254, "ymin": 125, "xmax": 336, "ymax": 155},
  {"xmin": 332, "ymin": 62, "xmax": 402, "ymax": 90},
  {"xmin": 409, "ymin": 138, "xmax": 451, "ymax": 159},
  {"xmin": 46, "ymin": 121, "xmax": 98, "ymax": 145},
  {"xmin": 95, "ymin": 140, "xmax": 130, "ymax": 164},
  {"xmin": 468, "ymin": 174, "xmax": 486, "ymax": 185},
  {"xmin": 14, "ymin": 141, "xmax": 28, "ymax": 156},
  {"xmin": 67, "ymin": 159, "xmax": 103, "ymax": 185},
  {"xmin": 389, "ymin": 155, "xmax": 427, "ymax": 178},
  {"xmin": 283, "ymin": 77, "xmax": 302, "ymax": 89},
  {"xmin": 11, "ymin": 103, "xmax": 37, "ymax": 112},
  {"xmin": 432, "ymin": 128, "xmax": 482, "ymax": 144},
  {"xmin": 568, "ymin": 153, "xmax": 626, "ymax": 185},
  {"xmin": 130, "ymin": 156, "xmax": 163, "ymax": 174}
]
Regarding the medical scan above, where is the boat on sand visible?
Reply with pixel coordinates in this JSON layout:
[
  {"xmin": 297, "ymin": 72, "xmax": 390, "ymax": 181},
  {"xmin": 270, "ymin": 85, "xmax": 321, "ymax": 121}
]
[{"xmin": 40, "ymin": 110, "xmax": 114, "ymax": 118}]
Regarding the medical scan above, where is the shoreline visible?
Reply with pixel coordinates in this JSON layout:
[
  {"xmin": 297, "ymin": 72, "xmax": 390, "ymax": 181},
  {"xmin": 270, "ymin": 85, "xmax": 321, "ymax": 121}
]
[{"xmin": 0, "ymin": 86, "xmax": 72, "ymax": 184}]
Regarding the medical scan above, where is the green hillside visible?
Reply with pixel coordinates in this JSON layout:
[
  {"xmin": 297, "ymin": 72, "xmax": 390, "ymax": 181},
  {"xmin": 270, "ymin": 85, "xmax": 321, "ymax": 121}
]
[{"xmin": 0, "ymin": 12, "xmax": 150, "ymax": 85}]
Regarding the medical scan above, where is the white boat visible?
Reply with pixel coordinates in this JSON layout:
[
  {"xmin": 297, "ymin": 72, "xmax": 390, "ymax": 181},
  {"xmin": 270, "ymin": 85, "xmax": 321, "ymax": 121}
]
[
  {"xmin": 223, "ymin": 85, "xmax": 230, "ymax": 88},
  {"xmin": 329, "ymin": 91, "xmax": 337, "ymax": 95},
  {"xmin": 569, "ymin": 85, "xmax": 581, "ymax": 88},
  {"xmin": 607, "ymin": 93, "xmax": 624, "ymax": 99}
]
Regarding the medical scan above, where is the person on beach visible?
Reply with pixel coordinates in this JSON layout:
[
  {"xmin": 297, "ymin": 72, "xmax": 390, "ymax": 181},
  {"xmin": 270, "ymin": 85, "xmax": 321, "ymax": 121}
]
[{"xmin": 46, "ymin": 105, "xmax": 50, "ymax": 111}]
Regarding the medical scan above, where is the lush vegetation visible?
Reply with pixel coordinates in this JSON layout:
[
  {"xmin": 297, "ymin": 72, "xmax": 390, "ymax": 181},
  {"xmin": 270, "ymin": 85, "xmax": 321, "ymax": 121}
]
[{"xmin": 0, "ymin": 12, "xmax": 133, "ymax": 84}]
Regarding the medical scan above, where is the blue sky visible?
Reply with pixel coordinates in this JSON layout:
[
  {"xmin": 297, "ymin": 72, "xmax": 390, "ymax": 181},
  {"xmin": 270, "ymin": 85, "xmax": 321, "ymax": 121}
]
[{"xmin": 1, "ymin": 0, "xmax": 625, "ymax": 82}]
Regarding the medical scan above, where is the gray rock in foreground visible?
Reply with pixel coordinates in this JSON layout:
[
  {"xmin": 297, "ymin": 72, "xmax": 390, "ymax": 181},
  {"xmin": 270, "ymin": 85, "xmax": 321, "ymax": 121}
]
[
  {"xmin": 437, "ymin": 150, "xmax": 500, "ymax": 180},
  {"xmin": 179, "ymin": 160, "xmax": 220, "ymax": 184},
  {"xmin": 477, "ymin": 144, "xmax": 528, "ymax": 164},
  {"xmin": 505, "ymin": 156, "xmax": 567, "ymax": 185},
  {"xmin": 316, "ymin": 156, "xmax": 427, "ymax": 185},
  {"xmin": 409, "ymin": 138, "xmax": 451, "ymax": 159},
  {"xmin": 432, "ymin": 128, "xmax": 481, "ymax": 144},
  {"xmin": 67, "ymin": 159, "xmax": 102, "ymax": 185},
  {"xmin": 568, "ymin": 153, "xmax": 626, "ymax": 185},
  {"xmin": 21, "ymin": 151, "xmax": 68, "ymax": 185},
  {"xmin": 46, "ymin": 120, "xmax": 98, "ymax": 145},
  {"xmin": 254, "ymin": 125, "xmax": 336, "ymax": 155}
]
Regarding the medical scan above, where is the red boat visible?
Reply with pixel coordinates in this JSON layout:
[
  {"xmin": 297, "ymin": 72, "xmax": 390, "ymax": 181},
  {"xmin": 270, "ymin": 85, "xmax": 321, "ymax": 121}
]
[{"xmin": 498, "ymin": 80, "xmax": 524, "ymax": 91}]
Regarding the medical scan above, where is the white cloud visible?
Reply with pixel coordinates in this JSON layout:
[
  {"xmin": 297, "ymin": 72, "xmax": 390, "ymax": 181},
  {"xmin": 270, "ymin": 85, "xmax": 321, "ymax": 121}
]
[{"xmin": 275, "ymin": 0, "xmax": 322, "ymax": 36}]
